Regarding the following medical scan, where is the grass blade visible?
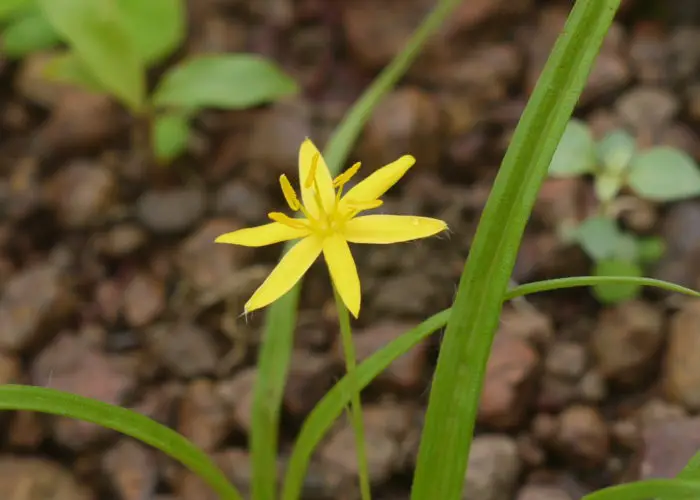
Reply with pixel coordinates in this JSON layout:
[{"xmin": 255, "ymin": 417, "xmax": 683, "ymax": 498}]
[
  {"xmin": 411, "ymin": 2, "xmax": 622, "ymax": 498},
  {"xmin": 0, "ymin": 385, "xmax": 243, "ymax": 500},
  {"xmin": 582, "ymin": 479, "xmax": 700, "ymax": 500},
  {"xmin": 250, "ymin": 1, "xmax": 462, "ymax": 498},
  {"xmin": 282, "ymin": 275, "xmax": 695, "ymax": 498}
]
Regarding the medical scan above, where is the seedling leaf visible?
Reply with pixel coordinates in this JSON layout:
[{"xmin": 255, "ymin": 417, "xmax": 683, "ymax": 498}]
[
  {"xmin": 548, "ymin": 118, "xmax": 596, "ymax": 177},
  {"xmin": 594, "ymin": 170, "xmax": 623, "ymax": 204},
  {"xmin": 153, "ymin": 112, "xmax": 190, "ymax": 164},
  {"xmin": 152, "ymin": 54, "xmax": 298, "ymax": 109},
  {"xmin": 593, "ymin": 258, "xmax": 643, "ymax": 303},
  {"xmin": 38, "ymin": 0, "xmax": 146, "ymax": 112},
  {"xmin": 597, "ymin": 129, "xmax": 636, "ymax": 174},
  {"xmin": 637, "ymin": 237, "xmax": 665, "ymax": 264},
  {"xmin": 2, "ymin": 9, "xmax": 60, "ymax": 57},
  {"xmin": 117, "ymin": 0, "xmax": 185, "ymax": 64},
  {"xmin": 628, "ymin": 147, "xmax": 700, "ymax": 201},
  {"xmin": 43, "ymin": 51, "xmax": 107, "ymax": 94},
  {"xmin": 575, "ymin": 216, "xmax": 621, "ymax": 261}
]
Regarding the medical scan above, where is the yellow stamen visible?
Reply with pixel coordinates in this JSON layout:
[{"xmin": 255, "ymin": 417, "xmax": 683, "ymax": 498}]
[
  {"xmin": 333, "ymin": 162, "xmax": 361, "ymax": 188},
  {"xmin": 305, "ymin": 153, "xmax": 320, "ymax": 189},
  {"xmin": 268, "ymin": 212, "xmax": 308, "ymax": 229},
  {"xmin": 279, "ymin": 175, "xmax": 301, "ymax": 211}
]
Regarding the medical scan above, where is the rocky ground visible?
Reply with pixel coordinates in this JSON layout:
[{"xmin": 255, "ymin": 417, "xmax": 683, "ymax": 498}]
[{"xmin": 2, "ymin": 0, "xmax": 700, "ymax": 499}]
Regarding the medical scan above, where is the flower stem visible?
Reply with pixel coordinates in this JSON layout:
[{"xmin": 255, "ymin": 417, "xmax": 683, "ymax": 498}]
[{"xmin": 333, "ymin": 287, "xmax": 371, "ymax": 500}]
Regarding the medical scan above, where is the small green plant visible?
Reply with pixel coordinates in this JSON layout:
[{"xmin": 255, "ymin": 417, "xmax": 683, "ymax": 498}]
[
  {"xmin": 30, "ymin": 0, "xmax": 298, "ymax": 164},
  {"xmin": 548, "ymin": 118, "xmax": 700, "ymax": 303}
]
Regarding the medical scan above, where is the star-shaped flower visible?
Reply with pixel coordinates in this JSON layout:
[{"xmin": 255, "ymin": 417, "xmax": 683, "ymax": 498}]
[{"xmin": 215, "ymin": 139, "xmax": 447, "ymax": 317}]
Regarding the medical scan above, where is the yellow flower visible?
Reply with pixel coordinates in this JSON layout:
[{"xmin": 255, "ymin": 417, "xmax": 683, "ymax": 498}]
[{"xmin": 215, "ymin": 138, "xmax": 448, "ymax": 318}]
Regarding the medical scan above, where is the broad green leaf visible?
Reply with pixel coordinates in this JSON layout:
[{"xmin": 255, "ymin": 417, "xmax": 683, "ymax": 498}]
[
  {"xmin": 2, "ymin": 8, "xmax": 60, "ymax": 57},
  {"xmin": 0, "ymin": 0, "xmax": 31, "ymax": 21},
  {"xmin": 575, "ymin": 216, "xmax": 621, "ymax": 260},
  {"xmin": 283, "ymin": 275, "xmax": 700, "ymax": 500},
  {"xmin": 153, "ymin": 54, "xmax": 298, "ymax": 110},
  {"xmin": 637, "ymin": 236, "xmax": 665, "ymax": 264},
  {"xmin": 116, "ymin": 0, "xmax": 185, "ymax": 64},
  {"xmin": 411, "ymin": 2, "xmax": 622, "ymax": 500},
  {"xmin": 628, "ymin": 147, "xmax": 700, "ymax": 201},
  {"xmin": 255, "ymin": 1, "xmax": 464, "ymax": 499},
  {"xmin": 548, "ymin": 118, "xmax": 597, "ymax": 177},
  {"xmin": 43, "ymin": 51, "xmax": 107, "ymax": 94},
  {"xmin": 38, "ymin": 0, "xmax": 145, "ymax": 112},
  {"xmin": 594, "ymin": 170, "xmax": 623, "ymax": 204},
  {"xmin": 153, "ymin": 112, "xmax": 190, "ymax": 164},
  {"xmin": 593, "ymin": 258, "xmax": 643, "ymax": 303},
  {"xmin": 0, "ymin": 385, "xmax": 243, "ymax": 500},
  {"xmin": 597, "ymin": 129, "xmax": 636, "ymax": 174}
]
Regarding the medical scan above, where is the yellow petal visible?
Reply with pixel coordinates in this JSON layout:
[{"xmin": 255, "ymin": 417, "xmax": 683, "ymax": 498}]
[
  {"xmin": 299, "ymin": 138, "xmax": 335, "ymax": 219},
  {"xmin": 343, "ymin": 215, "xmax": 447, "ymax": 244},
  {"xmin": 323, "ymin": 234, "xmax": 361, "ymax": 318},
  {"xmin": 340, "ymin": 155, "xmax": 415, "ymax": 209},
  {"xmin": 215, "ymin": 222, "xmax": 310, "ymax": 247},
  {"xmin": 245, "ymin": 236, "xmax": 323, "ymax": 313}
]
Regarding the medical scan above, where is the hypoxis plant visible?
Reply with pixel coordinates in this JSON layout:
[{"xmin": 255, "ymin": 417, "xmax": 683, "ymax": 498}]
[
  {"xmin": 548, "ymin": 119, "xmax": 700, "ymax": 303},
  {"xmin": 22, "ymin": 0, "xmax": 297, "ymax": 165},
  {"xmin": 4, "ymin": 2, "xmax": 700, "ymax": 500}
]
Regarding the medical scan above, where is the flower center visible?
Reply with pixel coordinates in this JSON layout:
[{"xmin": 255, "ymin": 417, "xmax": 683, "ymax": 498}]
[{"xmin": 269, "ymin": 161, "xmax": 383, "ymax": 235}]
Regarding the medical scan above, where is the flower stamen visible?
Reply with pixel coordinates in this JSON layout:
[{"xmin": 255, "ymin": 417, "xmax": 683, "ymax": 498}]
[
  {"xmin": 279, "ymin": 175, "xmax": 301, "ymax": 211},
  {"xmin": 334, "ymin": 162, "xmax": 361, "ymax": 204},
  {"xmin": 268, "ymin": 212, "xmax": 308, "ymax": 229}
]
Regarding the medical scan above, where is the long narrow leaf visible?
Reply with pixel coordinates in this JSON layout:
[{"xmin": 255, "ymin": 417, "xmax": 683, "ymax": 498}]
[
  {"xmin": 411, "ymin": 2, "xmax": 622, "ymax": 498},
  {"xmin": 0, "ymin": 385, "xmax": 243, "ymax": 500},
  {"xmin": 582, "ymin": 479, "xmax": 700, "ymax": 500},
  {"xmin": 251, "ymin": 1, "xmax": 463, "ymax": 499},
  {"xmin": 282, "ymin": 275, "xmax": 697, "ymax": 499}
]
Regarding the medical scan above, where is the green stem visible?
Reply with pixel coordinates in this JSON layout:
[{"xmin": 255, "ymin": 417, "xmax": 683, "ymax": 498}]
[{"xmin": 333, "ymin": 287, "xmax": 371, "ymax": 500}]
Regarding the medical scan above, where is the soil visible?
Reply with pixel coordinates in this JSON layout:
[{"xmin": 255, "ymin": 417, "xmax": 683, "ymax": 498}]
[{"xmin": 2, "ymin": 0, "xmax": 700, "ymax": 499}]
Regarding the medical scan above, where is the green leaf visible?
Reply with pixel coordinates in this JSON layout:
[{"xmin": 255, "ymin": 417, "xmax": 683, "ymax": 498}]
[
  {"xmin": 38, "ymin": 0, "xmax": 145, "ymax": 112},
  {"xmin": 153, "ymin": 54, "xmax": 298, "ymax": 110},
  {"xmin": 637, "ymin": 236, "xmax": 665, "ymax": 264},
  {"xmin": 594, "ymin": 170, "xmax": 624, "ymax": 203},
  {"xmin": 282, "ymin": 275, "xmax": 700, "ymax": 500},
  {"xmin": 0, "ymin": 0, "xmax": 32, "ymax": 21},
  {"xmin": 116, "ymin": 0, "xmax": 185, "ymax": 64},
  {"xmin": 411, "ymin": 2, "xmax": 622, "ymax": 500},
  {"xmin": 627, "ymin": 147, "xmax": 700, "ymax": 201},
  {"xmin": 0, "ymin": 385, "xmax": 243, "ymax": 500},
  {"xmin": 255, "ymin": 1, "xmax": 465, "ymax": 499},
  {"xmin": 593, "ymin": 259, "xmax": 643, "ymax": 303},
  {"xmin": 613, "ymin": 232, "xmax": 639, "ymax": 261},
  {"xmin": 547, "ymin": 118, "xmax": 597, "ymax": 177},
  {"xmin": 153, "ymin": 112, "xmax": 190, "ymax": 163},
  {"xmin": 597, "ymin": 129, "xmax": 636, "ymax": 174},
  {"xmin": 575, "ymin": 216, "xmax": 621, "ymax": 260},
  {"xmin": 43, "ymin": 51, "xmax": 107, "ymax": 94},
  {"xmin": 2, "ymin": 8, "xmax": 61, "ymax": 57},
  {"xmin": 582, "ymin": 479, "xmax": 700, "ymax": 500}
]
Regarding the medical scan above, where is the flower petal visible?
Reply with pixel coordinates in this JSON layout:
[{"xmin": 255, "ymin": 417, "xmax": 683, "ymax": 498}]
[
  {"xmin": 215, "ymin": 222, "xmax": 310, "ymax": 247},
  {"xmin": 340, "ymin": 155, "xmax": 415, "ymax": 208},
  {"xmin": 343, "ymin": 215, "xmax": 447, "ymax": 244},
  {"xmin": 245, "ymin": 236, "xmax": 323, "ymax": 313},
  {"xmin": 299, "ymin": 138, "xmax": 335, "ymax": 219},
  {"xmin": 323, "ymin": 234, "xmax": 361, "ymax": 318}
]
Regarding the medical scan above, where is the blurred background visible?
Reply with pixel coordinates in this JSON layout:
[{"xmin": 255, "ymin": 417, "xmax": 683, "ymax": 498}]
[{"xmin": 1, "ymin": 0, "xmax": 700, "ymax": 499}]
